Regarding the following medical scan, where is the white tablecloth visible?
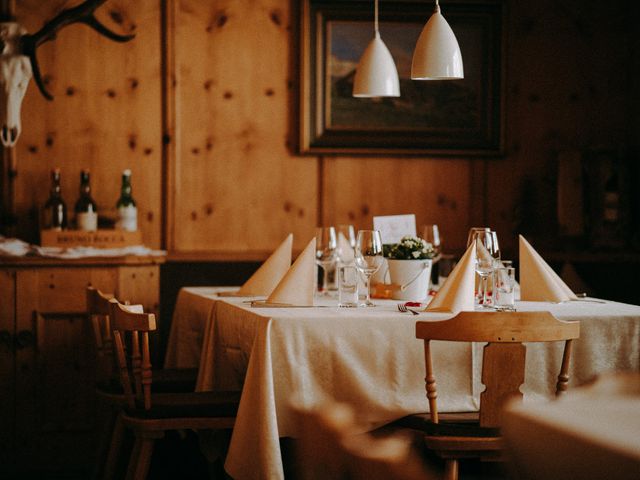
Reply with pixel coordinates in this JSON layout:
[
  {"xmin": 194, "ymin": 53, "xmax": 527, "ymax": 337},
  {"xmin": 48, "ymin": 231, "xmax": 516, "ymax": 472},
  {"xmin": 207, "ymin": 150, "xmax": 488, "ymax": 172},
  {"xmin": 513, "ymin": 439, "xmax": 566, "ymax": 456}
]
[{"xmin": 165, "ymin": 287, "xmax": 640, "ymax": 480}]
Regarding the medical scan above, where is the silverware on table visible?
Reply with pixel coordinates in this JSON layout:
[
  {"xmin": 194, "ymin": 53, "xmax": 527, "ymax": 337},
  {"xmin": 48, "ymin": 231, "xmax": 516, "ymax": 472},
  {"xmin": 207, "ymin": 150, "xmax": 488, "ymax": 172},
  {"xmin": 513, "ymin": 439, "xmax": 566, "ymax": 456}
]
[{"xmin": 397, "ymin": 304, "xmax": 419, "ymax": 315}]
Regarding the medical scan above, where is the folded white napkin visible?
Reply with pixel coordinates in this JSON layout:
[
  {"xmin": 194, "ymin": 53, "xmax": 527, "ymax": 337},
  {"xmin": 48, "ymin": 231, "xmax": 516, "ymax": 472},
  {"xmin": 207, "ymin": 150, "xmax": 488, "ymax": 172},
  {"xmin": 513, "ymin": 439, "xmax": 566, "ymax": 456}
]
[
  {"xmin": 264, "ymin": 238, "xmax": 316, "ymax": 306},
  {"xmin": 234, "ymin": 233, "xmax": 293, "ymax": 296},
  {"xmin": 426, "ymin": 243, "xmax": 476, "ymax": 313},
  {"xmin": 519, "ymin": 235, "xmax": 577, "ymax": 302}
]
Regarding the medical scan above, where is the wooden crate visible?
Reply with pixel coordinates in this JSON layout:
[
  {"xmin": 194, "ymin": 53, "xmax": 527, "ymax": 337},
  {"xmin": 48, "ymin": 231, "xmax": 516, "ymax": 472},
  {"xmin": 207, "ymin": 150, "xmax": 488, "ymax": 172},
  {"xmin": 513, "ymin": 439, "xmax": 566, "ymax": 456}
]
[{"xmin": 40, "ymin": 229, "xmax": 143, "ymax": 248}]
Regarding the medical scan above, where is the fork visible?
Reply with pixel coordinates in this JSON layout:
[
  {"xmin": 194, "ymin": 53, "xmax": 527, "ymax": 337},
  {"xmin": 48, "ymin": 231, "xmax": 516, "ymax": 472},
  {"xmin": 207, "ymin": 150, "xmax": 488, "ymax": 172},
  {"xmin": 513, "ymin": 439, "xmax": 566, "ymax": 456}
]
[{"xmin": 397, "ymin": 304, "xmax": 419, "ymax": 315}]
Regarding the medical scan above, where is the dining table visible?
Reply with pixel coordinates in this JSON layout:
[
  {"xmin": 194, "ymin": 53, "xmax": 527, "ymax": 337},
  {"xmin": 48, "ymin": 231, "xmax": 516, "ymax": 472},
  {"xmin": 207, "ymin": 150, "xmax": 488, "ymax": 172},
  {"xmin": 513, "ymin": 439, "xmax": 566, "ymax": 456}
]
[{"xmin": 165, "ymin": 286, "xmax": 640, "ymax": 480}]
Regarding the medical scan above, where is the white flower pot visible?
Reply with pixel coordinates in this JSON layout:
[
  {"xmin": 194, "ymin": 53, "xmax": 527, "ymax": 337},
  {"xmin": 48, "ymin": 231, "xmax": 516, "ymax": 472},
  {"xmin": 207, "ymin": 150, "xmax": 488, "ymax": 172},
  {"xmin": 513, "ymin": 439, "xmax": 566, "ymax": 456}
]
[{"xmin": 387, "ymin": 258, "xmax": 432, "ymax": 301}]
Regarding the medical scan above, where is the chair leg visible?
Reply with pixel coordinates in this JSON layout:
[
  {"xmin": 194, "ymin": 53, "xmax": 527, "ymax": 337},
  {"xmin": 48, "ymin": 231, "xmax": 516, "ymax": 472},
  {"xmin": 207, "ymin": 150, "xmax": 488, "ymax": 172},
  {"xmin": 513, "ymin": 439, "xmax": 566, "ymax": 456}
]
[
  {"xmin": 444, "ymin": 459, "xmax": 458, "ymax": 480},
  {"xmin": 126, "ymin": 432, "xmax": 163, "ymax": 480},
  {"xmin": 93, "ymin": 405, "xmax": 119, "ymax": 480},
  {"xmin": 103, "ymin": 413, "xmax": 126, "ymax": 480}
]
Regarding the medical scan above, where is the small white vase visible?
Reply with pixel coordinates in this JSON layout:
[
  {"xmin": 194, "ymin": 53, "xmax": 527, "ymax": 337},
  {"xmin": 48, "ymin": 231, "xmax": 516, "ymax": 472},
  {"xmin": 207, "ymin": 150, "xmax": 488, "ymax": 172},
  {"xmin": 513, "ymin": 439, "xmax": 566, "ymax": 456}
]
[{"xmin": 387, "ymin": 258, "xmax": 432, "ymax": 301}]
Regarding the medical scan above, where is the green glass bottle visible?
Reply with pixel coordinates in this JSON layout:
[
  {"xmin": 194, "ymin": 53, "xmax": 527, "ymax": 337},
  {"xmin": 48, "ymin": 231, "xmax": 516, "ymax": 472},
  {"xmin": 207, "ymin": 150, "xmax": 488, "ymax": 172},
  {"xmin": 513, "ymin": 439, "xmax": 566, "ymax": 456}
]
[
  {"xmin": 116, "ymin": 169, "xmax": 137, "ymax": 231},
  {"xmin": 42, "ymin": 168, "xmax": 67, "ymax": 230},
  {"xmin": 75, "ymin": 169, "xmax": 98, "ymax": 231}
]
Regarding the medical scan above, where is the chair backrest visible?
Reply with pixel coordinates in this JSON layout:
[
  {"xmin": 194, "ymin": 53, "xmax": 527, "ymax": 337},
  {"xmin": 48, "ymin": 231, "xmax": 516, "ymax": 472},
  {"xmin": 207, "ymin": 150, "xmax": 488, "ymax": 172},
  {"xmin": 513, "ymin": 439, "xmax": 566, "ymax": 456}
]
[
  {"xmin": 416, "ymin": 311, "xmax": 580, "ymax": 428},
  {"xmin": 292, "ymin": 401, "xmax": 434, "ymax": 480},
  {"xmin": 87, "ymin": 286, "xmax": 115, "ymax": 382},
  {"xmin": 109, "ymin": 298, "xmax": 154, "ymax": 410}
]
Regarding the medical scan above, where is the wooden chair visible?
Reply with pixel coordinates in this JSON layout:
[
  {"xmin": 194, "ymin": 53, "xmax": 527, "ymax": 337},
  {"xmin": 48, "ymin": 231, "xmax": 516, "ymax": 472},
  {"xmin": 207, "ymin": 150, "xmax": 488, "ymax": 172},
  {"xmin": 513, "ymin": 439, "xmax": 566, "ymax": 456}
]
[
  {"xmin": 292, "ymin": 401, "xmax": 435, "ymax": 480},
  {"xmin": 107, "ymin": 298, "xmax": 240, "ymax": 480},
  {"xmin": 86, "ymin": 286, "xmax": 198, "ymax": 394},
  {"xmin": 87, "ymin": 287, "xmax": 200, "ymax": 479},
  {"xmin": 394, "ymin": 311, "xmax": 580, "ymax": 480}
]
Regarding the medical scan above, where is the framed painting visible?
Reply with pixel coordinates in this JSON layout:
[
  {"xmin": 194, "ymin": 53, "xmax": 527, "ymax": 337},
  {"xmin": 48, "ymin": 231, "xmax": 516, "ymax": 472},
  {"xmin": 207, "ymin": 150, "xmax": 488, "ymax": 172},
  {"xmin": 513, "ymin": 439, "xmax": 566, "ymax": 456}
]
[{"xmin": 299, "ymin": 0, "xmax": 505, "ymax": 156}]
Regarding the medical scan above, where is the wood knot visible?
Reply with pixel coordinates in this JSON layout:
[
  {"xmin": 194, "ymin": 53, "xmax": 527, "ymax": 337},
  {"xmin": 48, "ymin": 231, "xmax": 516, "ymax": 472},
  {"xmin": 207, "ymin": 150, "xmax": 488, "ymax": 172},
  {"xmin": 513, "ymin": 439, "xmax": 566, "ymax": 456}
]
[
  {"xmin": 204, "ymin": 204, "xmax": 214, "ymax": 216},
  {"xmin": 297, "ymin": 208, "xmax": 304, "ymax": 218},
  {"xmin": 129, "ymin": 78, "xmax": 139, "ymax": 89},
  {"xmin": 146, "ymin": 211, "xmax": 154, "ymax": 222},
  {"xmin": 45, "ymin": 134, "xmax": 54, "ymax": 147},
  {"xmin": 347, "ymin": 211, "xmax": 356, "ymax": 221},
  {"xmin": 190, "ymin": 211, "xmax": 197, "ymax": 220},
  {"xmin": 223, "ymin": 91, "xmax": 233, "ymax": 99},
  {"xmin": 270, "ymin": 10, "xmax": 282, "ymax": 26},
  {"xmin": 205, "ymin": 137, "xmax": 214, "ymax": 150},
  {"xmin": 162, "ymin": 133, "xmax": 171, "ymax": 145},
  {"xmin": 360, "ymin": 205, "xmax": 370, "ymax": 216},
  {"xmin": 109, "ymin": 10, "xmax": 124, "ymax": 25},
  {"xmin": 128, "ymin": 135, "xmax": 137, "ymax": 150},
  {"xmin": 143, "ymin": 147, "xmax": 153, "ymax": 156},
  {"xmin": 191, "ymin": 147, "xmax": 200, "ymax": 155},
  {"xmin": 204, "ymin": 79, "xmax": 214, "ymax": 91},
  {"xmin": 265, "ymin": 88, "xmax": 275, "ymax": 97},
  {"xmin": 207, "ymin": 10, "xmax": 228, "ymax": 31},
  {"xmin": 28, "ymin": 145, "xmax": 38, "ymax": 153},
  {"xmin": 65, "ymin": 86, "xmax": 76, "ymax": 96},
  {"xmin": 283, "ymin": 201, "xmax": 292, "ymax": 213},
  {"xmin": 106, "ymin": 88, "xmax": 116, "ymax": 98}
]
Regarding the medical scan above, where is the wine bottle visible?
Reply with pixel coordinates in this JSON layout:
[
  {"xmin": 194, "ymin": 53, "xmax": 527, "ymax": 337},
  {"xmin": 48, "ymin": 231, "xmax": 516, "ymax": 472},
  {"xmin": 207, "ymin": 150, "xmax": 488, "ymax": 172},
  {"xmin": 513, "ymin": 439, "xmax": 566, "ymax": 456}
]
[
  {"xmin": 116, "ymin": 169, "xmax": 137, "ymax": 231},
  {"xmin": 42, "ymin": 168, "xmax": 67, "ymax": 230},
  {"xmin": 75, "ymin": 169, "xmax": 98, "ymax": 231}
]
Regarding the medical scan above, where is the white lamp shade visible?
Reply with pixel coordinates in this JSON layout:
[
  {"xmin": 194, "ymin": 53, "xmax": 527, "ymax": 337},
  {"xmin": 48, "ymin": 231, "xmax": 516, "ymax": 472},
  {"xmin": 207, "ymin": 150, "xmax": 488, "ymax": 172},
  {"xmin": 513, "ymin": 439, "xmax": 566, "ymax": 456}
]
[
  {"xmin": 353, "ymin": 32, "xmax": 400, "ymax": 97},
  {"xmin": 411, "ymin": 10, "xmax": 464, "ymax": 80}
]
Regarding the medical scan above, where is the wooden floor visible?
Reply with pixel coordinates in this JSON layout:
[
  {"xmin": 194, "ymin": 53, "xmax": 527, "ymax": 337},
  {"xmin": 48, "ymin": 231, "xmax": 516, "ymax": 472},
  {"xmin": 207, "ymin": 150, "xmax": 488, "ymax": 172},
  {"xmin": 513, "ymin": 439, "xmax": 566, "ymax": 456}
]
[{"xmin": 5, "ymin": 431, "xmax": 510, "ymax": 479}]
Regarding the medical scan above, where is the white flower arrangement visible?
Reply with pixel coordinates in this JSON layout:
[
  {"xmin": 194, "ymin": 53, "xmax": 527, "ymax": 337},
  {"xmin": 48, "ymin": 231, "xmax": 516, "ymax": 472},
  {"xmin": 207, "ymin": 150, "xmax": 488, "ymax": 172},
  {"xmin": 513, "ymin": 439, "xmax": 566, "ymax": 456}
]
[{"xmin": 385, "ymin": 235, "xmax": 435, "ymax": 260}]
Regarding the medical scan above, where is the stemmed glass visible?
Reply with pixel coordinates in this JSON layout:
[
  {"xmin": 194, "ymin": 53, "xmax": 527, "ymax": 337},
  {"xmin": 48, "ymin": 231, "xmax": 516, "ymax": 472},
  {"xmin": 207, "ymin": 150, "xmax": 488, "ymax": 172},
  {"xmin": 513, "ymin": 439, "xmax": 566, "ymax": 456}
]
[
  {"xmin": 315, "ymin": 227, "xmax": 337, "ymax": 296},
  {"xmin": 423, "ymin": 224, "xmax": 441, "ymax": 285},
  {"xmin": 469, "ymin": 230, "xmax": 501, "ymax": 308},
  {"xmin": 337, "ymin": 224, "xmax": 356, "ymax": 264},
  {"xmin": 466, "ymin": 227, "xmax": 491, "ymax": 304},
  {"xmin": 354, "ymin": 230, "xmax": 384, "ymax": 307}
]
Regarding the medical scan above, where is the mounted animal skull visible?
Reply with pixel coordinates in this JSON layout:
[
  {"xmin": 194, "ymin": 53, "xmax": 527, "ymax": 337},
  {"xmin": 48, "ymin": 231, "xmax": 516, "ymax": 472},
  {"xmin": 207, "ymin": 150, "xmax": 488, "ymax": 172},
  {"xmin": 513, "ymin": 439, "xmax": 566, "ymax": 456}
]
[{"xmin": 0, "ymin": 0, "xmax": 134, "ymax": 147}]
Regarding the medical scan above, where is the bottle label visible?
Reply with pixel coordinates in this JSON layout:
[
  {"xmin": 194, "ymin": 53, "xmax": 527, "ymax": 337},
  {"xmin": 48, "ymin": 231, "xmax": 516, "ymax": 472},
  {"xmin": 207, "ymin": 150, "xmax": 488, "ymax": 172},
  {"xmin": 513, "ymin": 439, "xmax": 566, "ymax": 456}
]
[
  {"xmin": 117, "ymin": 205, "xmax": 138, "ymax": 232},
  {"xmin": 77, "ymin": 212, "xmax": 98, "ymax": 231}
]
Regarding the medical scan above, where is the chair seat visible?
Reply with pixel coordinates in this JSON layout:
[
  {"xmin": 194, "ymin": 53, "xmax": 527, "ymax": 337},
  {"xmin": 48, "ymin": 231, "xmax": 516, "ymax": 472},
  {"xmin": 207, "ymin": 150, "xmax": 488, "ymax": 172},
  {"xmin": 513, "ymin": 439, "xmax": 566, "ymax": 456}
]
[
  {"xmin": 96, "ymin": 367, "xmax": 198, "ymax": 396},
  {"xmin": 124, "ymin": 390, "xmax": 241, "ymax": 420},
  {"xmin": 393, "ymin": 412, "xmax": 501, "ymax": 438}
]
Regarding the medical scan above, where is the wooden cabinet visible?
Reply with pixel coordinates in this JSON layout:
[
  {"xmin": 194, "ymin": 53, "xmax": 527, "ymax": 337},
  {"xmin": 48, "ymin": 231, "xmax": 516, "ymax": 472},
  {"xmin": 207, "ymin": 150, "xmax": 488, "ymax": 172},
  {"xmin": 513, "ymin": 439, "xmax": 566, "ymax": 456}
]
[{"xmin": 0, "ymin": 257, "xmax": 163, "ymax": 477}]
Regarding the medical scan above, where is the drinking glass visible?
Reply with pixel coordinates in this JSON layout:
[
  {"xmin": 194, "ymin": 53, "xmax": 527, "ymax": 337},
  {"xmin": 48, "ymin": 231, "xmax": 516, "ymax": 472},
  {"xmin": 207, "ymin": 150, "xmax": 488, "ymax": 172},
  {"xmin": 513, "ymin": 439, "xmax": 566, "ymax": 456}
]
[
  {"xmin": 338, "ymin": 265, "xmax": 359, "ymax": 307},
  {"xmin": 315, "ymin": 227, "xmax": 337, "ymax": 296},
  {"xmin": 493, "ymin": 266, "xmax": 516, "ymax": 311},
  {"xmin": 423, "ymin": 224, "xmax": 441, "ymax": 285},
  {"xmin": 466, "ymin": 227, "xmax": 491, "ymax": 304},
  {"xmin": 337, "ymin": 224, "xmax": 356, "ymax": 264},
  {"xmin": 469, "ymin": 230, "xmax": 500, "ymax": 308},
  {"xmin": 355, "ymin": 230, "xmax": 384, "ymax": 307}
]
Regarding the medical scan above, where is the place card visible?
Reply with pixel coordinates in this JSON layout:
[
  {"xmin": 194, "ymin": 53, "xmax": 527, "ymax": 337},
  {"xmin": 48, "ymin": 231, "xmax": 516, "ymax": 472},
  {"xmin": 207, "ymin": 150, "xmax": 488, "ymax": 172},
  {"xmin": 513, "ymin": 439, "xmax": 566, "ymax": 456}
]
[{"xmin": 373, "ymin": 214, "xmax": 416, "ymax": 244}]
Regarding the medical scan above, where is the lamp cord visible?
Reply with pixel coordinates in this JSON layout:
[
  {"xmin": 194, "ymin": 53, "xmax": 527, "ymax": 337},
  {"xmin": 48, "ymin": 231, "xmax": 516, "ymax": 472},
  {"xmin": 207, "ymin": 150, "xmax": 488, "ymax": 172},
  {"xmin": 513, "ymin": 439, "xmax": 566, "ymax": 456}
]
[{"xmin": 374, "ymin": 0, "xmax": 379, "ymax": 34}]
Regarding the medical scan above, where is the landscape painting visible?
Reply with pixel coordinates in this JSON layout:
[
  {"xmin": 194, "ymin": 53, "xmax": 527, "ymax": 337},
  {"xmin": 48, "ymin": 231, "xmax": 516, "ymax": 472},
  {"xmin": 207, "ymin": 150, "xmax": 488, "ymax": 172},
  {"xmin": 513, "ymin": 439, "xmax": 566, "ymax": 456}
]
[{"xmin": 300, "ymin": 0, "xmax": 505, "ymax": 155}]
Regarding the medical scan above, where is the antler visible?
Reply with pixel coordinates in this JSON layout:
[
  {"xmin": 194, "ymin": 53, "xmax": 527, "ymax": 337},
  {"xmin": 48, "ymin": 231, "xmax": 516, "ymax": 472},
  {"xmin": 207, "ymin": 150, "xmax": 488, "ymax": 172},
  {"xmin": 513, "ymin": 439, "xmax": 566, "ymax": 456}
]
[{"xmin": 19, "ymin": 0, "xmax": 135, "ymax": 100}]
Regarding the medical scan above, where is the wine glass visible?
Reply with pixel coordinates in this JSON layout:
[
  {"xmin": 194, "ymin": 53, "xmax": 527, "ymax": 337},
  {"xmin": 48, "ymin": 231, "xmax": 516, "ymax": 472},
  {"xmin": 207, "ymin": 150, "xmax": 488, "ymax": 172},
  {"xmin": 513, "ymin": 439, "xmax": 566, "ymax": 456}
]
[
  {"xmin": 355, "ymin": 230, "xmax": 384, "ymax": 307},
  {"xmin": 466, "ymin": 227, "xmax": 491, "ymax": 303},
  {"xmin": 337, "ymin": 224, "xmax": 356, "ymax": 264},
  {"xmin": 470, "ymin": 230, "xmax": 500, "ymax": 308},
  {"xmin": 315, "ymin": 227, "xmax": 337, "ymax": 295},
  {"xmin": 422, "ymin": 224, "xmax": 441, "ymax": 257},
  {"xmin": 423, "ymin": 224, "xmax": 441, "ymax": 286}
]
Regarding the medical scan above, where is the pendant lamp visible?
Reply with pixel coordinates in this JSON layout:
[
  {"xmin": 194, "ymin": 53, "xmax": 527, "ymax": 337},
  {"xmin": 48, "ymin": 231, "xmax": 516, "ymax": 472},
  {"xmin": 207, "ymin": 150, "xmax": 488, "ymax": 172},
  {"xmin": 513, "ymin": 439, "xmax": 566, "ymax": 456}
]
[
  {"xmin": 411, "ymin": 0, "xmax": 464, "ymax": 80},
  {"xmin": 353, "ymin": 0, "xmax": 400, "ymax": 97}
]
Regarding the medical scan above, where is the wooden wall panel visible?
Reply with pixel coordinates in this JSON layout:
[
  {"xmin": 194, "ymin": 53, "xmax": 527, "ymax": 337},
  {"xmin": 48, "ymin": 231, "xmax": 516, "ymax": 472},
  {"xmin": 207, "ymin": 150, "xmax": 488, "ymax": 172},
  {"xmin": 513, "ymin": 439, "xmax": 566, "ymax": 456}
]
[
  {"xmin": 171, "ymin": 0, "xmax": 319, "ymax": 254},
  {"xmin": 323, "ymin": 157, "xmax": 472, "ymax": 251},
  {"xmin": 14, "ymin": 0, "xmax": 162, "ymax": 247}
]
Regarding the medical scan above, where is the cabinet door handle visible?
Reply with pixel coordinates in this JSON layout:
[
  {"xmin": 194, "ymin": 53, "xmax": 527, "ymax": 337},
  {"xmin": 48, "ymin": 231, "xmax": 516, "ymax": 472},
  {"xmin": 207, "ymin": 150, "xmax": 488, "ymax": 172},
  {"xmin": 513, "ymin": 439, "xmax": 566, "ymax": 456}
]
[
  {"xmin": 15, "ymin": 330, "xmax": 36, "ymax": 350},
  {"xmin": 0, "ymin": 330, "xmax": 12, "ymax": 351}
]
